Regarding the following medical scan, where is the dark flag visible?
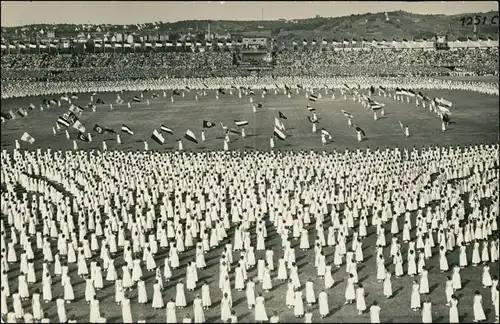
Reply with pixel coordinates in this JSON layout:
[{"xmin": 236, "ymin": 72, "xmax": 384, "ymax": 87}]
[
  {"xmin": 93, "ymin": 124, "xmax": 105, "ymax": 134},
  {"xmin": 355, "ymin": 126, "xmax": 366, "ymax": 136},
  {"xmin": 203, "ymin": 120, "xmax": 216, "ymax": 128},
  {"xmin": 297, "ymin": 84, "xmax": 303, "ymax": 89},
  {"xmin": 203, "ymin": 83, "xmax": 209, "ymax": 88},
  {"xmin": 132, "ymin": 96, "xmax": 141, "ymax": 102},
  {"xmin": 28, "ymin": 103, "xmax": 35, "ymax": 110},
  {"xmin": 173, "ymin": 90, "xmax": 181, "ymax": 96},
  {"xmin": 278, "ymin": 112, "xmax": 287, "ymax": 119},
  {"xmin": 307, "ymin": 116, "xmax": 318, "ymax": 124},
  {"xmin": 0, "ymin": 111, "xmax": 11, "ymax": 120},
  {"xmin": 309, "ymin": 94, "xmax": 318, "ymax": 102},
  {"xmin": 78, "ymin": 132, "xmax": 90, "ymax": 142}
]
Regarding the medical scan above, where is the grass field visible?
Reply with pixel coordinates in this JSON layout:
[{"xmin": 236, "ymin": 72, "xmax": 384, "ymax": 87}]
[
  {"xmin": 1, "ymin": 88, "xmax": 498, "ymax": 152},
  {"xmin": 0, "ymin": 88, "xmax": 499, "ymax": 323}
]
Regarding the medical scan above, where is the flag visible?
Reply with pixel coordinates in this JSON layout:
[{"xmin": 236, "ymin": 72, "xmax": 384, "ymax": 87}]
[
  {"xmin": 161, "ymin": 125, "xmax": 174, "ymax": 134},
  {"xmin": 184, "ymin": 129, "xmax": 198, "ymax": 143},
  {"xmin": 202, "ymin": 120, "xmax": 215, "ymax": 128},
  {"xmin": 234, "ymin": 120, "xmax": 249, "ymax": 127},
  {"xmin": 273, "ymin": 127, "xmax": 286, "ymax": 140},
  {"xmin": 437, "ymin": 106, "xmax": 452, "ymax": 115},
  {"xmin": 278, "ymin": 111, "xmax": 287, "ymax": 119},
  {"xmin": 121, "ymin": 125, "xmax": 134, "ymax": 135},
  {"xmin": 151, "ymin": 129, "xmax": 165, "ymax": 145},
  {"xmin": 0, "ymin": 111, "xmax": 11, "ymax": 120},
  {"xmin": 321, "ymin": 128, "xmax": 332, "ymax": 139},
  {"xmin": 220, "ymin": 122, "xmax": 228, "ymax": 131},
  {"xmin": 341, "ymin": 110, "xmax": 353, "ymax": 118},
  {"xmin": 355, "ymin": 126, "xmax": 366, "ymax": 136},
  {"xmin": 307, "ymin": 104, "xmax": 316, "ymax": 112},
  {"xmin": 395, "ymin": 88, "xmax": 403, "ymax": 95},
  {"xmin": 407, "ymin": 89, "xmax": 416, "ymax": 97},
  {"xmin": 21, "ymin": 132, "xmax": 35, "ymax": 144},
  {"xmin": 370, "ymin": 102, "xmax": 383, "ymax": 110},
  {"xmin": 398, "ymin": 121, "xmax": 404, "ymax": 129},
  {"xmin": 93, "ymin": 124, "xmax": 105, "ymax": 134},
  {"xmin": 229, "ymin": 128, "xmax": 241, "ymax": 136},
  {"xmin": 72, "ymin": 120, "xmax": 86, "ymax": 133},
  {"xmin": 49, "ymin": 99, "xmax": 59, "ymax": 105},
  {"xmin": 8, "ymin": 110, "xmax": 16, "ymax": 119},
  {"xmin": 69, "ymin": 104, "xmax": 83, "ymax": 114},
  {"xmin": 417, "ymin": 92, "xmax": 424, "ymax": 100},
  {"xmin": 437, "ymin": 98, "xmax": 453, "ymax": 108},
  {"xmin": 185, "ymin": 86, "xmax": 191, "ymax": 92},
  {"xmin": 275, "ymin": 117, "xmax": 285, "ymax": 131},
  {"xmin": 57, "ymin": 116, "xmax": 71, "ymax": 127},
  {"xmin": 60, "ymin": 95, "xmax": 69, "ymax": 101},
  {"xmin": 342, "ymin": 84, "xmax": 351, "ymax": 92},
  {"xmin": 28, "ymin": 103, "xmax": 36, "ymax": 110},
  {"xmin": 307, "ymin": 116, "xmax": 318, "ymax": 123},
  {"xmin": 378, "ymin": 86, "xmax": 386, "ymax": 94},
  {"xmin": 132, "ymin": 96, "xmax": 141, "ymax": 102},
  {"xmin": 78, "ymin": 132, "xmax": 90, "ymax": 142},
  {"xmin": 17, "ymin": 108, "xmax": 27, "ymax": 117},
  {"xmin": 309, "ymin": 95, "xmax": 318, "ymax": 102}
]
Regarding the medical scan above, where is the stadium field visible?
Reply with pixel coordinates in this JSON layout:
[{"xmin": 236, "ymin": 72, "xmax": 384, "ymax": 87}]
[
  {"xmin": 1, "ymin": 88, "xmax": 498, "ymax": 152},
  {"xmin": 0, "ymin": 88, "xmax": 498, "ymax": 323}
]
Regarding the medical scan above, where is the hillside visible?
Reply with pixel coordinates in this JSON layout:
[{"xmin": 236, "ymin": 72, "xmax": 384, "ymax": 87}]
[{"xmin": 1, "ymin": 10, "xmax": 499, "ymax": 40}]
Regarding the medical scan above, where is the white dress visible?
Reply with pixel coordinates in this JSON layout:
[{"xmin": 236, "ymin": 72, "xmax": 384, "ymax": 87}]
[
  {"xmin": 422, "ymin": 301, "xmax": 432, "ymax": 323},
  {"xmin": 166, "ymin": 301, "xmax": 177, "ymax": 323},
  {"xmin": 152, "ymin": 283, "xmax": 164, "ymax": 308},
  {"xmin": 193, "ymin": 297, "xmax": 205, "ymax": 323},
  {"xmin": 89, "ymin": 299, "xmax": 100, "ymax": 323},
  {"xmin": 449, "ymin": 299, "xmax": 459, "ymax": 323},
  {"xmin": 370, "ymin": 305, "xmax": 381, "ymax": 323},
  {"xmin": 175, "ymin": 283, "xmax": 187, "ymax": 307},
  {"xmin": 220, "ymin": 297, "xmax": 231, "ymax": 322},
  {"xmin": 356, "ymin": 287, "xmax": 367, "ymax": 311},
  {"xmin": 294, "ymin": 291, "xmax": 304, "ymax": 316},
  {"xmin": 137, "ymin": 280, "xmax": 148, "ymax": 304},
  {"xmin": 473, "ymin": 294, "xmax": 486, "ymax": 321},
  {"xmin": 255, "ymin": 296, "xmax": 268, "ymax": 321},
  {"xmin": 318, "ymin": 291, "xmax": 329, "ymax": 316},
  {"xmin": 411, "ymin": 283, "xmax": 421, "ymax": 309},
  {"xmin": 121, "ymin": 298, "xmax": 133, "ymax": 323},
  {"xmin": 345, "ymin": 277, "xmax": 356, "ymax": 301}
]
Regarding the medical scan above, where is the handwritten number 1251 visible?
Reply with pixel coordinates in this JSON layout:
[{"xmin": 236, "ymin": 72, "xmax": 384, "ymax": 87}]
[{"xmin": 461, "ymin": 16, "xmax": 499, "ymax": 26}]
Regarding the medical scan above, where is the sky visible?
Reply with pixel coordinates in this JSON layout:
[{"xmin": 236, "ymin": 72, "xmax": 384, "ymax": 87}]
[{"xmin": 1, "ymin": 1, "xmax": 498, "ymax": 27}]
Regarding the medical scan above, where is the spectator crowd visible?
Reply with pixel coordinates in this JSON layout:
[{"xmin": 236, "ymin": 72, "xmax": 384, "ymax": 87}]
[{"xmin": 1, "ymin": 48, "xmax": 498, "ymax": 82}]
